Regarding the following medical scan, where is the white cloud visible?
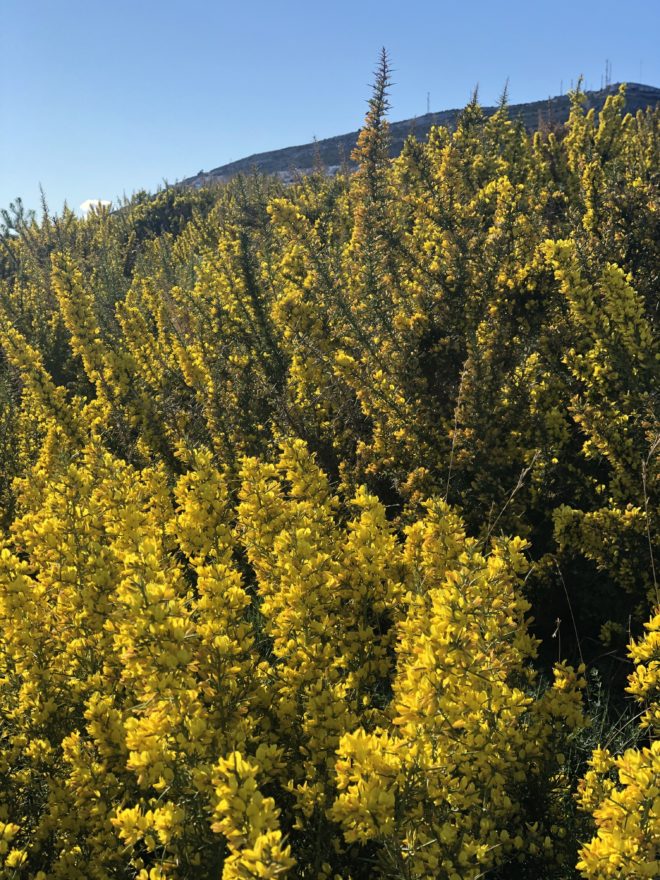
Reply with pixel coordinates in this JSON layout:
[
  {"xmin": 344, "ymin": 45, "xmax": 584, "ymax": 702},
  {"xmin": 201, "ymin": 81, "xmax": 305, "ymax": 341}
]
[{"xmin": 79, "ymin": 199, "xmax": 111, "ymax": 216}]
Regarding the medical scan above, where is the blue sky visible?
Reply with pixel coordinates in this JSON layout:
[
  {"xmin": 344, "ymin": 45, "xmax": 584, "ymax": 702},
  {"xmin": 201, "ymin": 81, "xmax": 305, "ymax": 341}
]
[{"xmin": 2, "ymin": 0, "xmax": 659, "ymax": 214}]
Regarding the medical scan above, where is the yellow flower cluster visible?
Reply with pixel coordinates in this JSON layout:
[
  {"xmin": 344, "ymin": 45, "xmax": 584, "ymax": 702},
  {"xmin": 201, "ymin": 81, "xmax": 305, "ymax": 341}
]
[
  {"xmin": 211, "ymin": 751, "xmax": 296, "ymax": 879},
  {"xmin": 577, "ymin": 610, "xmax": 660, "ymax": 879},
  {"xmin": 628, "ymin": 611, "xmax": 660, "ymax": 732}
]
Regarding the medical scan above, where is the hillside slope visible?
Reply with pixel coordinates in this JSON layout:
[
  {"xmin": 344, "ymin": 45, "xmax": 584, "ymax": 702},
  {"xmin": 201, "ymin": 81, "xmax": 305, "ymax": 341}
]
[{"xmin": 182, "ymin": 82, "xmax": 660, "ymax": 186}]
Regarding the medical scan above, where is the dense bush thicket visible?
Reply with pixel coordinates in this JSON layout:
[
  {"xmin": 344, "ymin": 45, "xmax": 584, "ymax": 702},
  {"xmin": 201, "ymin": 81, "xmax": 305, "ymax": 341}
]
[{"xmin": 0, "ymin": 58, "xmax": 657, "ymax": 878}]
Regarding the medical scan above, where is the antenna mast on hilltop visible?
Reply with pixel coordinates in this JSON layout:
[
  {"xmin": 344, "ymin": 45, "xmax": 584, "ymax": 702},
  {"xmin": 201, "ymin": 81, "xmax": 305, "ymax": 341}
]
[
  {"xmin": 427, "ymin": 91, "xmax": 430, "ymax": 114},
  {"xmin": 605, "ymin": 59, "xmax": 612, "ymax": 88}
]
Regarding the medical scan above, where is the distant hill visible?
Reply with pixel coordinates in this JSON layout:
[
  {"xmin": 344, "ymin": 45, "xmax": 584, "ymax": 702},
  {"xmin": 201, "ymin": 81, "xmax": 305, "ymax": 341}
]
[{"xmin": 181, "ymin": 83, "xmax": 660, "ymax": 188}]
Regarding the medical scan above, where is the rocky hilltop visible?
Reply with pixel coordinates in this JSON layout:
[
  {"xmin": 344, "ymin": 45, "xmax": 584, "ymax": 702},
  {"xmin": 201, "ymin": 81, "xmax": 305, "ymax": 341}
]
[{"xmin": 181, "ymin": 82, "xmax": 660, "ymax": 187}]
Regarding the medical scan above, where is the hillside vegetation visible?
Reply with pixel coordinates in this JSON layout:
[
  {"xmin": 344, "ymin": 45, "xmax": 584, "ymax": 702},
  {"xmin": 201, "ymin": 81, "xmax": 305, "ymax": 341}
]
[{"xmin": 0, "ymin": 58, "xmax": 658, "ymax": 879}]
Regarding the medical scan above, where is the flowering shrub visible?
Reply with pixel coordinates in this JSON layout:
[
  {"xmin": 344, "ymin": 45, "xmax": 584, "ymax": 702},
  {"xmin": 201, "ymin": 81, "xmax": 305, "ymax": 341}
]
[
  {"xmin": 0, "ymin": 437, "xmax": 586, "ymax": 878},
  {"xmin": 0, "ymin": 62, "xmax": 657, "ymax": 877}
]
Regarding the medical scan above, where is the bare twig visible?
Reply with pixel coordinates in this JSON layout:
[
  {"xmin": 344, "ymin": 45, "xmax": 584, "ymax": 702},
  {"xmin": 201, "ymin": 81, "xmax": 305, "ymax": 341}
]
[
  {"xmin": 484, "ymin": 449, "xmax": 540, "ymax": 542},
  {"xmin": 556, "ymin": 561, "xmax": 584, "ymax": 666},
  {"xmin": 552, "ymin": 617, "xmax": 562, "ymax": 662}
]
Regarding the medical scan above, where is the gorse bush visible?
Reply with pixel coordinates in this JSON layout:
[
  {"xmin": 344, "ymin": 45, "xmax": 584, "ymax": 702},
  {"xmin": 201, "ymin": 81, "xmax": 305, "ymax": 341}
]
[
  {"xmin": 0, "ymin": 54, "xmax": 657, "ymax": 878},
  {"xmin": 0, "ymin": 436, "xmax": 587, "ymax": 879}
]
